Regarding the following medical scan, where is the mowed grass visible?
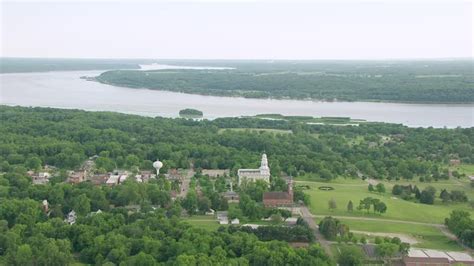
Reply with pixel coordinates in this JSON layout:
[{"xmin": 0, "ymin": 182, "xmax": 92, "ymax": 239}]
[
  {"xmin": 217, "ymin": 128, "xmax": 292, "ymax": 135},
  {"xmin": 299, "ymin": 178, "xmax": 474, "ymax": 224},
  {"xmin": 338, "ymin": 219, "xmax": 463, "ymax": 251},
  {"xmin": 455, "ymin": 164, "xmax": 474, "ymax": 176},
  {"xmin": 183, "ymin": 215, "xmax": 224, "ymax": 231},
  {"xmin": 296, "ymin": 176, "xmax": 367, "ymax": 185}
]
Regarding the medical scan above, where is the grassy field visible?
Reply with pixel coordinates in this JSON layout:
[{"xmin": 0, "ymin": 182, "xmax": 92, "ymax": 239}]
[
  {"xmin": 217, "ymin": 128, "xmax": 293, "ymax": 135},
  {"xmin": 455, "ymin": 164, "xmax": 474, "ymax": 176},
  {"xmin": 296, "ymin": 176, "xmax": 367, "ymax": 184},
  {"xmin": 183, "ymin": 215, "xmax": 224, "ymax": 231},
  {"xmin": 299, "ymin": 177, "xmax": 474, "ymax": 224},
  {"xmin": 339, "ymin": 219, "xmax": 462, "ymax": 251}
]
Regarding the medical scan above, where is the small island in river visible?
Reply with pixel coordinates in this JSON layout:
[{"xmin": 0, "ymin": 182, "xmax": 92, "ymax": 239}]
[{"xmin": 179, "ymin": 108, "xmax": 204, "ymax": 118}]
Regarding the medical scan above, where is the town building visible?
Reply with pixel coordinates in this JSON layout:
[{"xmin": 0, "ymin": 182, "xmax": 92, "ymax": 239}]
[
  {"xmin": 135, "ymin": 171, "xmax": 156, "ymax": 183},
  {"xmin": 222, "ymin": 181, "xmax": 240, "ymax": 203},
  {"xmin": 90, "ymin": 174, "xmax": 109, "ymax": 185},
  {"xmin": 65, "ymin": 210, "xmax": 77, "ymax": 225},
  {"xmin": 68, "ymin": 170, "xmax": 86, "ymax": 184},
  {"xmin": 238, "ymin": 153, "xmax": 271, "ymax": 186},
  {"xmin": 285, "ymin": 217, "xmax": 298, "ymax": 226},
  {"xmin": 216, "ymin": 211, "xmax": 229, "ymax": 225},
  {"xmin": 202, "ymin": 169, "xmax": 230, "ymax": 178},
  {"xmin": 106, "ymin": 172, "xmax": 128, "ymax": 186},
  {"xmin": 165, "ymin": 168, "xmax": 184, "ymax": 180},
  {"xmin": 31, "ymin": 172, "xmax": 51, "ymax": 185},
  {"xmin": 403, "ymin": 248, "xmax": 474, "ymax": 266},
  {"xmin": 205, "ymin": 209, "xmax": 215, "ymax": 216},
  {"xmin": 263, "ymin": 179, "xmax": 293, "ymax": 207},
  {"xmin": 449, "ymin": 159, "xmax": 461, "ymax": 166},
  {"xmin": 222, "ymin": 191, "xmax": 240, "ymax": 203}
]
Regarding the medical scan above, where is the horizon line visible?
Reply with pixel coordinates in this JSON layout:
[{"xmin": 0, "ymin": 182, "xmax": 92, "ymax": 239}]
[{"xmin": 1, "ymin": 56, "xmax": 473, "ymax": 61}]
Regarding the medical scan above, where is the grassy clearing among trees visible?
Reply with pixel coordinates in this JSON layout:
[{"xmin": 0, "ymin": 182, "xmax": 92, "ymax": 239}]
[
  {"xmin": 300, "ymin": 178, "xmax": 474, "ymax": 224},
  {"xmin": 339, "ymin": 219, "xmax": 462, "ymax": 251}
]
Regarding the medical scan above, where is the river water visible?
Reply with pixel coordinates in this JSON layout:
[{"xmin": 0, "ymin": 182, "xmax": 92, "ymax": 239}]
[{"xmin": 0, "ymin": 70, "xmax": 472, "ymax": 128}]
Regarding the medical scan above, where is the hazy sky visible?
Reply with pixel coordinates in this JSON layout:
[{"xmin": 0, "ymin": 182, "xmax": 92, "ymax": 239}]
[{"xmin": 1, "ymin": 1, "xmax": 472, "ymax": 59}]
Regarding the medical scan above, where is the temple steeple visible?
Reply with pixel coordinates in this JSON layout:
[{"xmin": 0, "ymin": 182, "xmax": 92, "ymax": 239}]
[{"xmin": 259, "ymin": 153, "xmax": 270, "ymax": 176}]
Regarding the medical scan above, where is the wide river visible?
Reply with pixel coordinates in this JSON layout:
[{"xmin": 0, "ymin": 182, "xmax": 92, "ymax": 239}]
[{"xmin": 0, "ymin": 70, "xmax": 473, "ymax": 128}]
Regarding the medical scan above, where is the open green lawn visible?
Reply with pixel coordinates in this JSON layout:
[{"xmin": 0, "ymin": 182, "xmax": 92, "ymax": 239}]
[
  {"xmin": 338, "ymin": 219, "xmax": 462, "ymax": 251},
  {"xmin": 217, "ymin": 128, "xmax": 293, "ymax": 135},
  {"xmin": 296, "ymin": 176, "xmax": 367, "ymax": 185},
  {"xmin": 299, "ymin": 178, "xmax": 474, "ymax": 224},
  {"xmin": 183, "ymin": 215, "xmax": 224, "ymax": 231},
  {"xmin": 455, "ymin": 164, "xmax": 474, "ymax": 176}
]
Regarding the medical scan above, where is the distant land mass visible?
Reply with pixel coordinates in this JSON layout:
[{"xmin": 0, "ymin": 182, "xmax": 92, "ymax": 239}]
[
  {"xmin": 0, "ymin": 58, "xmax": 156, "ymax": 73},
  {"xmin": 94, "ymin": 60, "xmax": 474, "ymax": 104}
]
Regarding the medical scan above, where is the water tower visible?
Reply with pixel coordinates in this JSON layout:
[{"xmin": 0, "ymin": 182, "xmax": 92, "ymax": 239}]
[{"xmin": 153, "ymin": 159, "xmax": 163, "ymax": 175}]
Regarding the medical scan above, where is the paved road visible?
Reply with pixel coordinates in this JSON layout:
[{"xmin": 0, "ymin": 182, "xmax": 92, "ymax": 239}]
[{"xmin": 300, "ymin": 206, "xmax": 332, "ymax": 256}]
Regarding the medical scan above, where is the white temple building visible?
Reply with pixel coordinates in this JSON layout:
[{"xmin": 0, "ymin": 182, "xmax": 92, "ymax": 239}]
[{"xmin": 238, "ymin": 153, "xmax": 271, "ymax": 185}]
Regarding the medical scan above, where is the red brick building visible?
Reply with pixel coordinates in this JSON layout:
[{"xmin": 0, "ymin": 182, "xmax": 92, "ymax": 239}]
[{"xmin": 263, "ymin": 179, "xmax": 293, "ymax": 207}]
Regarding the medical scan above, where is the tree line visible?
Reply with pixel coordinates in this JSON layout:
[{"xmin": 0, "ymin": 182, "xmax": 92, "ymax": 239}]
[{"xmin": 95, "ymin": 60, "xmax": 474, "ymax": 103}]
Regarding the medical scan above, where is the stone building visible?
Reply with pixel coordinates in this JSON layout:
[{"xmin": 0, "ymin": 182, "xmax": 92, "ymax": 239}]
[{"xmin": 238, "ymin": 153, "xmax": 271, "ymax": 186}]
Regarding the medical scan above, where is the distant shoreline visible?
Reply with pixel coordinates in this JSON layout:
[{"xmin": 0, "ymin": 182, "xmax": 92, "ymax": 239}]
[{"xmin": 92, "ymin": 77, "xmax": 474, "ymax": 105}]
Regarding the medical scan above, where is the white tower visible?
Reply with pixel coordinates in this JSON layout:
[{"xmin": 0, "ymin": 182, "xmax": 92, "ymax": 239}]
[
  {"xmin": 153, "ymin": 159, "xmax": 163, "ymax": 175},
  {"xmin": 259, "ymin": 153, "xmax": 270, "ymax": 176}
]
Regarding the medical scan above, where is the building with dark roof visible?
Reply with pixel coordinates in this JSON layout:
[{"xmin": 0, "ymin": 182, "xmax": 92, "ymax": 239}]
[{"xmin": 263, "ymin": 179, "xmax": 293, "ymax": 207}]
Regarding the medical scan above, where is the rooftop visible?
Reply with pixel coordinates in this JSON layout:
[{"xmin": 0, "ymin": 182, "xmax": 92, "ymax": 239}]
[
  {"xmin": 263, "ymin": 191, "xmax": 290, "ymax": 200},
  {"xmin": 407, "ymin": 248, "xmax": 474, "ymax": 262}
]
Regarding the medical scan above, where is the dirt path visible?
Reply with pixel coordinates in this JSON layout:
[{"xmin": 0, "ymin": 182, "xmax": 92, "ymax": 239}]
[
  {"xmin": 294, "ymin": 180, "xmax": 367, "ymax": 187},
  {"xmin": 178, "ymin": 169, "xmax": 195, "ymax": 198},
  {"xmin": 350, "ymin": 230, "xmax": 419, "ymax": 244},
  {"xmin": 312, "ymin": 214, "xmax": 444, "ymax": 227}
]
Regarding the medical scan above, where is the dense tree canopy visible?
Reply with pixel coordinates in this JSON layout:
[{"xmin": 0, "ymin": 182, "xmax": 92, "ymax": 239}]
[
  {"xmin": 1, "ymin": 106, "xmax": 471, "ymax": 182},
  {"xmin": 95, "ymin": 60, "xmax": 474, "ymax": 103}
]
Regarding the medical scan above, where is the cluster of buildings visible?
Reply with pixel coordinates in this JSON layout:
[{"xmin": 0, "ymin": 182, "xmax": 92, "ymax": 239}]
[
  {"xmin": 216, "ymin": 211, "xmax": 240, "ymax": 225},
  {"xmin": 238, "ymin": 153, "xmax": 294, "ymax": 207},
  {"xmin": 29, "ymin": 158, "xmax": 166, "ymax": 187}
]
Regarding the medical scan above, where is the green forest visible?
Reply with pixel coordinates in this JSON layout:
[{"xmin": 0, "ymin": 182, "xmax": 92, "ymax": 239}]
[
  {"xmin": 1, "ymin": 106, "xmax": 472, "ymax": 184},
  {"xmin": 0, "ymin": 106, "xmax": 473, "ymax": 265},
  {"xmin": 95, "ymin": 60, "xmax": 474, "ymax": 103}
]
